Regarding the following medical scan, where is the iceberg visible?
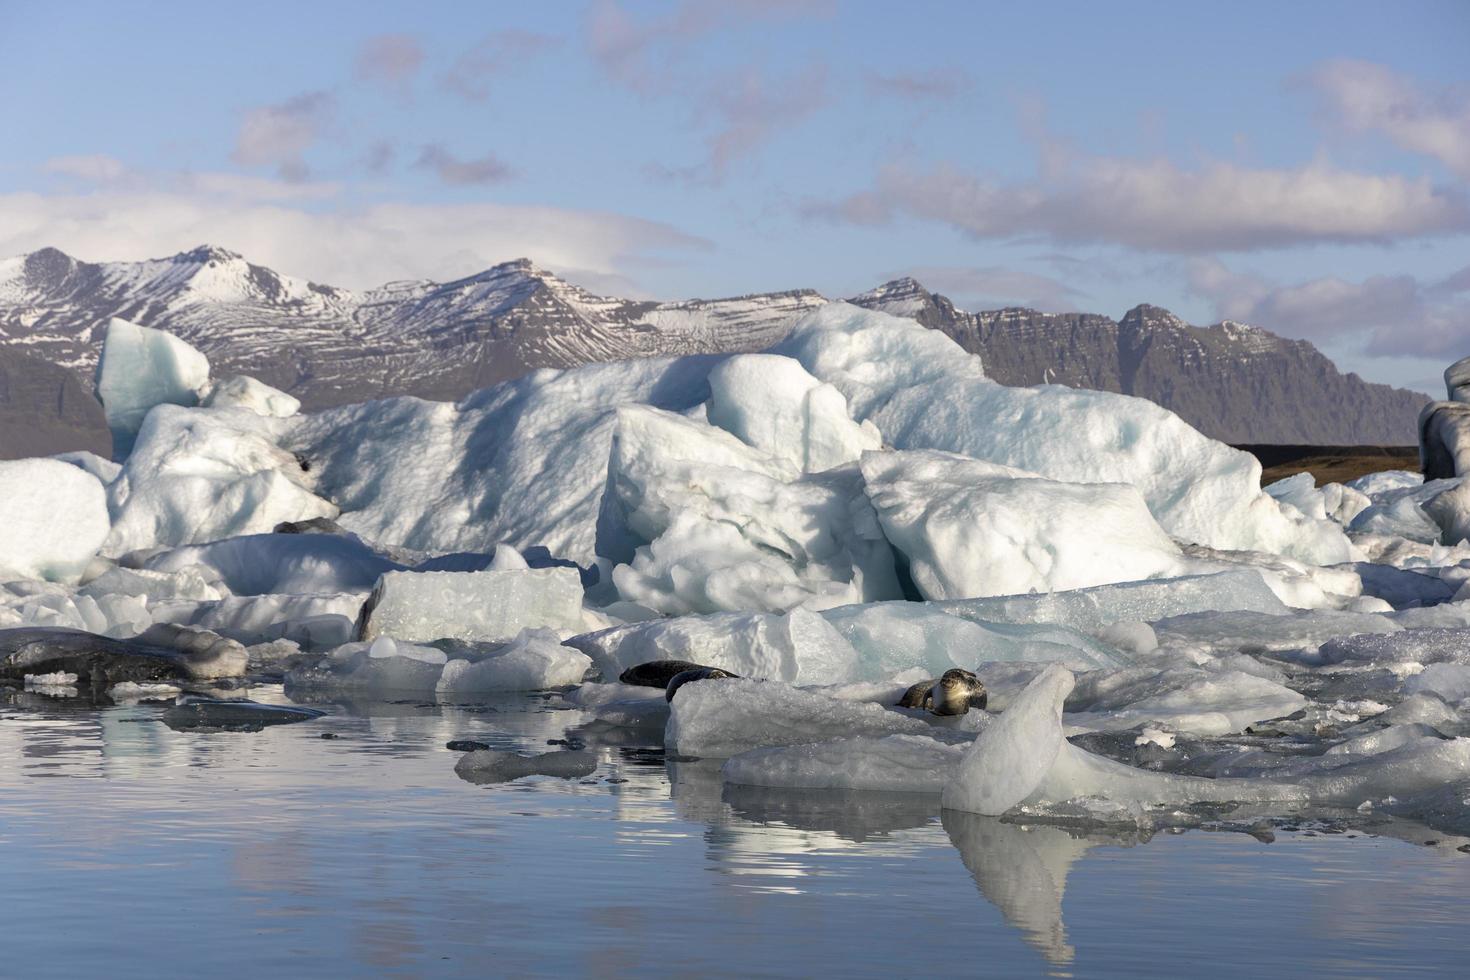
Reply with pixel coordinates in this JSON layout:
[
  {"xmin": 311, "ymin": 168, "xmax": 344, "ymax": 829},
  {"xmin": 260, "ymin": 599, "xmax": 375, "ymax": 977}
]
[
  {"xmin": 859, "ymin": 449, "xmax": 1186, "ymax": 599},
  {"xmin": 201, "ymin": 375, "xmax": 301, "ymax": 418},
  {"xmin": 104, "ymin": 405, "xmax": 337, "ymax": 555},
  {"xmin": 357, "ymin": 567, "xmax": 585, "ymax": 643},
  {"xmin": 776, "ymin": 303, "xmax": 1353, "ymax": 564},
  {"xmin": 95, "ymin": 317, "xmax": 211, "ymax": 458},
  {"xmin": 0, "ymin": 459, "xmax": 111, "ymax": 583},
  {"xmin": 704, "ymin": 353, "xmax": 882, "ymax": 473}
]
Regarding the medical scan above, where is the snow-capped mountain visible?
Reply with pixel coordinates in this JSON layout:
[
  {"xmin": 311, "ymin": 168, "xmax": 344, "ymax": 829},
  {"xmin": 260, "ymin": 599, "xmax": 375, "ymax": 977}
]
[
  {"xmin": 0, "ymin": 246, "xmax": 825, "ymax": 408},
  {"xmin": 0, "ymin": 245, "xmax": 1430, "ymax": 458},
  {"xmin": 850, "ymin": 278, "xmax": 1430, "ymax": 445}
]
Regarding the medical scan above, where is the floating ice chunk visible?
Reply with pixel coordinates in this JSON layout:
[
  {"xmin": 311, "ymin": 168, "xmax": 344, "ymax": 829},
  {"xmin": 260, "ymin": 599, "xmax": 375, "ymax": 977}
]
[
  {"xmin": 1265, "ymin": 472, "xmax": 1326, "ymax": 520},
  {"xmin": 0, "ymin": 459, "xmax": 111, "ymax": 584},
  {"xmin": 108, "ymin": 680, "xmax": 182, "ymax": 701},
  {"xmin": 1368, "ymin": 693, "xmax": 1461, "ymax": 731},
  {"xmin": 569, "ymin": 607, "xmax": 864, "ymax": 685},
  {"xmin": 1326, "ymin": 724, "xmax": 1448, "ymax": 757},
  {"xmin": 25, "ymin": 671, "xmax": 79, "ymax": 686},
  {"xmin": 860, "ymin": 449, "xmax": 1186, "ymax": 599},
  {"xmin": 79, "ymin": 564, "xmax": 224, "ymax": 603},
  {"xmin": 1177, "ymin": 542, "xmax": 1362, "ymax": 610},
  {"xmin": 1423, "ymin": 481, "xmax": 1470, "ymax": 546},
  {"xmin": 104, "ymin": 405, "xmax": 337, "ymax": 555},
  {"xmin": 1347, "ymin": 470, "xmax": 1423, "ymax": 496},
  {"xmin": 436, "ymin": 629, "xmax": 591, "ymax": 695},
  {"xmin": 1317, "ymin": 628, "xmax": 1470, "ymax": 667},
  {"xmin": 1403, "ymin": 663, "xmax": 1470, "ymax": 702},
  {"xmin": 357, "ymin": 568, "xmax": 584, "ymax": 644},
  {"xmin": 821, "ymin": 602, "xmax": 1125, "ymax": 673},
  {"xmin": 666, "ymin": 678, "xmax": 939, "ymax": 758},
  {"xmin": 489, "ymin": 544, "xmax": 529, "ymax": 571},
  {"xmin": 705, "ymin": 353, "xmax": 882, "ymax": 473},
  {"xmin": 1064, "ymin": 666, "xmax": 1307, "ymax": 736},
  {"xmin": 52, "ymin": 451, "xmax": 122, "ymax": 486},
  {"xmin": 288, "ymin": 638, "xmax": 448, "ymax": 694},
  {"xmin": 96, "ymin": 318, "xmax": 211, "ymax": 457},
  {"xmin": 930, "ymin": 571, "xmax": 1287, "ymax": 633},
  {"xmin": 155, "ymin": 593, "xmax": 362, "ymax": 648},
  {"xmin": 1351, "ymin": 488, "xmax": 1452, "ymax": 543},
  {"xmin": 2, "ymin": 587, "xmax": 150, "ymax": 638},
  {"xmin": 144, "ymin": 533, "xmax": 400, "ymax": 595},
  {"xmin": 943, "ymin": 665, "xmax": 1074, "ymax": 815},
  {"xmin": 1265, "ymin": 473, "xmax": 1371, "ymax": 526},
  {"xmin": 1153, "ymin": 608, "xmax": 1400, "ymax": 657},
  {"xmin": 723, "ymin": 734, "xmax": 964, "ymax": 793},
  {"xmin": 776, "ymin": 303, "xmax": 1352, "ymax": 564},
  {"xmin": 200, "ymin": 375, "xmax": 300, "ymax": 417}
]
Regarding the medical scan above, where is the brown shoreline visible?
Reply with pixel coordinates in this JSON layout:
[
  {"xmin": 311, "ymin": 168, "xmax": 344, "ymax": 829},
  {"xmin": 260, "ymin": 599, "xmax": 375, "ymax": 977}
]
[{"xmin": 1233, "ymin": 444, "xmax": 1420, "ymax": 487}]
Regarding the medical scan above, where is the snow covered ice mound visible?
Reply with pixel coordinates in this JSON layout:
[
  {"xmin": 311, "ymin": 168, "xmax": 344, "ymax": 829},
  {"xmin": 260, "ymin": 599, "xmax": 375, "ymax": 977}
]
[
  {"xmin": 776, "ymin": 303, "xmax": 1354, "ymax": 564},
  {"xmin": 0, "ymin": 459, "xmax": 111, "ymax": 583},
  {"xmin": 859, "ymin": 450, "xmax": 1187, "ymax": 599}
]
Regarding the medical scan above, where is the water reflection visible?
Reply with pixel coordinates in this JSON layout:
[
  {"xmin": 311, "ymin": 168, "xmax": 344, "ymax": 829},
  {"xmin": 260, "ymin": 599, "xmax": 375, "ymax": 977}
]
[
  {"xmin": 942, "ymin": 811, "xmax": 1140, "ymax": 966},
  {"xmin": 3, "ymin": 686, "xmax": 1468, "ymax": 977}
]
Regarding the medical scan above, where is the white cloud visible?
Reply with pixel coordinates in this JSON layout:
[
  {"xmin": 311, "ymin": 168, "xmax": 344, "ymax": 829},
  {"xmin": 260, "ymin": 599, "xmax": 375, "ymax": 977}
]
[
  {"xmin": 231, "ymin": 91, "xmax": 336, "ymax": 181},
  {"xmin": 1187, "ymin": 257, "xmax": 1470, "ymax": 359},
  {"xmin": 1312, "ymin": 59, "xmax": 1470, "ymax": 179},
  {"xmin": 414, "ymin": 144, "xmax": 514, "ymax": 185},
  {"xmin": 0, "ymin": 183, "xmax": 710, "ymax": 291},
  {"xmin": 354, "ymin": 34, "xmax": 425, "ymax": 91},
  {"xmin": 812, "ymin": 156, "xmax": 1470, "ymax": 252}
]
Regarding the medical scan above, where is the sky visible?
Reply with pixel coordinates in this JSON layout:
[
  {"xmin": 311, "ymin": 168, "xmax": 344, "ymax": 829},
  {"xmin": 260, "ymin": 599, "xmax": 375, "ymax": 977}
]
[{"xmin": 1, "ymin": 0, "xmax": 1467, "ymax": 394}]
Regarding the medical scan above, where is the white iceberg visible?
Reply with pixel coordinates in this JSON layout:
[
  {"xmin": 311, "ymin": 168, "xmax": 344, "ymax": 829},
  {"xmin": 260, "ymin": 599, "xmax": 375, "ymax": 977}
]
[
  {"xmin": 860, "ymin": 449, "xmax": 1186, "ymax": 599},
  {"xmin": 0, "ymin": 459, "xmax": 111, "ymax": 583},
  {"xmin": 705, "ymin": 353, "xmax": 882, "ymax": 473},
  {"xmin": 357, "ymin": 567, "xmax": 585, "ymax": 643},
  {"xmin": 776, "ymin": 303, "xmax": 1353, "ymax": 565},
  {"xmin": 96, "ymin": 317, "xmax": 211, "ymax": 457},
  {"xmin": 104, "ymin": 405, "xmax": 337, "ymax": 555}
]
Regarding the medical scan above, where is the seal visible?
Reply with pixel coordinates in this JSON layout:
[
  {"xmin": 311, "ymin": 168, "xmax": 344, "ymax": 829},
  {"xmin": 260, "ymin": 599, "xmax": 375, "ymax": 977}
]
[
  {"xmin": 0, "ymin": 625, "xmax": 247, "ymax": 693},
  {"xmin": 665, "ymin": 666, "xmax": 739, "ymax": 702},
  {"xmin": 896, "ymin": 668, "xmax": 988, "ymax": 716},
  {"xmin": 619, "ymin": 659, "xmax": 705, "ymax": 689}
]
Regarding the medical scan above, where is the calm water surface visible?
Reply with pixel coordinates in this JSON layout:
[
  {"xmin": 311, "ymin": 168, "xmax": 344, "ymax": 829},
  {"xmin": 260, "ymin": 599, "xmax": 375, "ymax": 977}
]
[{"xmin": 2, "ymin": 686, "xmax": 1468, "ymax": 978}]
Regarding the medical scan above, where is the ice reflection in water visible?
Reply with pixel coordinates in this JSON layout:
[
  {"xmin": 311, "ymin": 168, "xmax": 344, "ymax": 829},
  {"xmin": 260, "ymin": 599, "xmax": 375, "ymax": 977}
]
[{"xmin": 2, "ymin": 685, "xmax": 1469, "ymax": 978}]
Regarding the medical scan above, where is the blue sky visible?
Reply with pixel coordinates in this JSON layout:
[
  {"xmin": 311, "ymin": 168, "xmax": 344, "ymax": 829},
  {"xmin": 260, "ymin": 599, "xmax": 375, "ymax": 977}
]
[{"xmin": 1, "ymin": 0, "xmax": 1467, "ymax": 393}]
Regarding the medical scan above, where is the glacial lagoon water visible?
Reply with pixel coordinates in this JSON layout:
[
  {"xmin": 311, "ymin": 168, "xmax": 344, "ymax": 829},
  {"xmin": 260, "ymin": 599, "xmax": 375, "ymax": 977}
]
[{"xmin": 3, "ymin": 686, "xmax": 1469, "ymax": 979}]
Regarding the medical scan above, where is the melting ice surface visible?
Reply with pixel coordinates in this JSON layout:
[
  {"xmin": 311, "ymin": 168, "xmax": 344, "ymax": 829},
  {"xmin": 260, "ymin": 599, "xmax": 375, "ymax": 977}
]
[{"xmin": 2, "ymin": 686, "xmax": 1470, "ymax": 979}]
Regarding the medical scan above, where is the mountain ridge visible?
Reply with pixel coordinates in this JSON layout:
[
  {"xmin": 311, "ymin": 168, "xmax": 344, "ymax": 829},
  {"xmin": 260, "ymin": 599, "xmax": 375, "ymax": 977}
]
[{"xmin": 0, "ymin": 245, "xmax": 1428, "ymax": 458}]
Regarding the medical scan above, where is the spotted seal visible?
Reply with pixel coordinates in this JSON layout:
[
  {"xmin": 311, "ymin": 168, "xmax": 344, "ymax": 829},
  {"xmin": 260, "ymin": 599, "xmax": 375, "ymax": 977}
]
[
  {"xmin": 619, "ymin": 659, "xmax": 705, "ymax": 689},
  {"xmin": 665, "ymin": 666, "xmax": 739, "ymax": 702},
  {"xmin": 897, "ymin": 668, "xmax": 988, "ymax": 716}
]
